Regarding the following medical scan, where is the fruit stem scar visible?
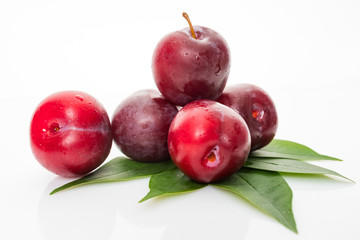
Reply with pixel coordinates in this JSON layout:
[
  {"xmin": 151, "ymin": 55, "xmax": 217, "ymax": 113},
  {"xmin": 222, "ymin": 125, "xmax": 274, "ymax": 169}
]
[
  {"xmin": 252, "ymin": 110, "xmax": 259, "ymax": 119},
  {"xmin": 204, "ymin": 145, "xmax": 220, "ymax": 167},
  {"xmin": 207, "ymin": 152, "xmax": 216, "ymax": 162},
  {"xmin": 182, "ymin": 12, "xmax": 197, "ymax": 39},
  {"xmin": 50, "ymin": 122, "xmax": 61, "ymax": 133}
]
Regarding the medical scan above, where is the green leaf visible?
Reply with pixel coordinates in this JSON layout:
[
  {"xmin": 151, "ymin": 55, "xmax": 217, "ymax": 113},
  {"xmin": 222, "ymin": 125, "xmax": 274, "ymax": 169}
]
[
  {"xmin": 244, "ymin": 157, "xmax": 354, "ymax": 182},
  {"xmin": 139, "ymin": 168, "xmax": 207, "ymax": 202},
  {"xmin": 251, "ymin": 139, "xmax": 341, "ymax": 161},
  {"xmin": 212, "ymin": 168, "xmax": 297, "ymax": 233},
  {"xmin": 50, "ymin": 157, "xmax": 176, "ymax": 195}
]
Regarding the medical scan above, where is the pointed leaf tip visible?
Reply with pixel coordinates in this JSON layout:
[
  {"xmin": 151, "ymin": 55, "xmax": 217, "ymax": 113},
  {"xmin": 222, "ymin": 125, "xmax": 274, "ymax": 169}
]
[
  {"xmin": 251, "ymin": 139, "xmax": 342, "ymax": 161},
  {"xmin": 212, "ymin": 168, "xmax": 298, "ymax": 233},
  {"xmin": 244, "ymin": 157, "xmax": 353, "ymax": 182}
]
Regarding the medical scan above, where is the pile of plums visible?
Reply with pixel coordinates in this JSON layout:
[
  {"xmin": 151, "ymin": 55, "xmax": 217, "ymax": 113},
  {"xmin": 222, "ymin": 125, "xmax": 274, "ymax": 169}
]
[{"xmin": 30, "ymin": 13, "xmax": 277, "ymax": 183}]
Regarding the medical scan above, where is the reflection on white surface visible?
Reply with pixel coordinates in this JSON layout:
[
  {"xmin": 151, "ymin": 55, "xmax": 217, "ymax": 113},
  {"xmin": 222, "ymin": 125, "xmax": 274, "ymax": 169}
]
[
  {"xmin": 38, "ymin": 178, "xmax": 117, "ymax": 240},
  {"xmin": 38, "ymin": 177, "xmax": 261, "ymax": 240},
  {"xmin": 120, "ymin": 187, "xmax": 252, "ymax": 240}
]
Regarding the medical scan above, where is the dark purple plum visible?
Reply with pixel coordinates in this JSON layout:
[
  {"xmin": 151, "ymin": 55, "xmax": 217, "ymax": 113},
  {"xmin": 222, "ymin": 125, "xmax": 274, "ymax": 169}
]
[
  {"xmin": 217, "ymin": 84, "xmax": 278, "ymax": 151},
  {"xmin": 112, "ymin": 89, "xmax": 178, "ymax": 162}
]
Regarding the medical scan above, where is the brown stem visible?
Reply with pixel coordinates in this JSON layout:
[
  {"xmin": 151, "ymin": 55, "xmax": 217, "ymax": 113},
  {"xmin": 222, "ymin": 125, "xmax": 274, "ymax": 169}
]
[{"xmin": 182, "ymin": 12, "xmax": 197, "ymax": 39}]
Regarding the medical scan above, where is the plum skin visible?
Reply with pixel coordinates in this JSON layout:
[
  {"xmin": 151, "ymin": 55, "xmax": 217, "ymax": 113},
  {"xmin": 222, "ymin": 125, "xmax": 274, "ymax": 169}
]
[
  {"xmin": 217, "ymin": 83, "xmax": 278, "ymax": 151},
  {"xmin": 168, "ymin": 100, "xmax": 251, "ymax": 183},
  {"xmin": 111, "ymin": 89, "xmax": 178, "ymax": 162},
  {"xmin": 152, "ymin": 26, "xmax": 231, "ymax": 106},
  {"xmin": 30, "ymin": 91, "xmax": 112, "ymax": 178}
]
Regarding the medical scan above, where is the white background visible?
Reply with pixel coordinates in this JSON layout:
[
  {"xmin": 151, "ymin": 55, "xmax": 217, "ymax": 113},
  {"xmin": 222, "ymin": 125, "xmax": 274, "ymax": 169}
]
[{"xmin": 1, "ymin": 0, "xmax": 360, "ymax": 239}]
